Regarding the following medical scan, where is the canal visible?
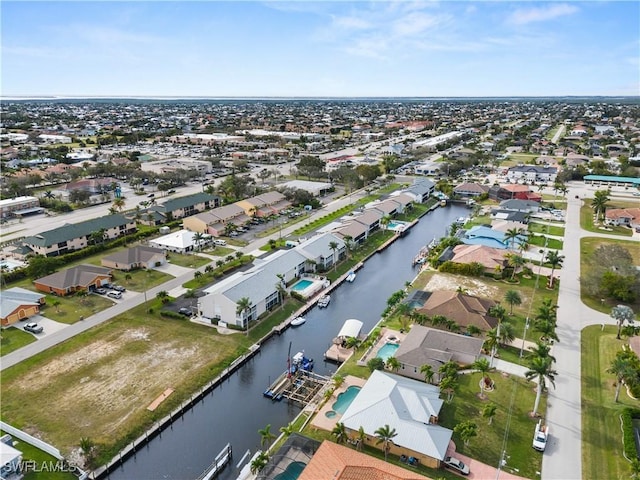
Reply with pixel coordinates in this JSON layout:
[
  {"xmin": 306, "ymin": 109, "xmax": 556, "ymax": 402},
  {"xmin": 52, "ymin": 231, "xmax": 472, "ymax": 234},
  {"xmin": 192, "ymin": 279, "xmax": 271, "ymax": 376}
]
[{"xmin": 106, "ymin": 204, "xmax": 468, "ymax": 480}]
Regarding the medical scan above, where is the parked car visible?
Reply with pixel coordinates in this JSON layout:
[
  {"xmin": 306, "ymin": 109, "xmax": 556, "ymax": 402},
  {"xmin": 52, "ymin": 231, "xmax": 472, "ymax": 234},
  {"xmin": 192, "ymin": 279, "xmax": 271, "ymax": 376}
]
[
  {"xmin": 102, "ymin": 282, "xmax": 113, "ymax": 289},
  {"xmin": 107, "ymin": 291, "xmax": 122, "ymax": 299},
  {"xmin": 178, "ymin": 307, "xmax": 191, "ymax": 316},
  {"xmin": 112, "ymin": 285, "xmax": 126, "ymax": 292},
  {"xmin": 167, "ymin": 189, "xmax": 176, "ymax": 194},
  {"xmin": 24, "ymin": 323, "xmax": 43, "ymax": 334},
  {"xmin": 443, "ymin": 456, "xmax": 470, "ymax": 475},
  {"xmin": 95, "ymin": 288, "xmax": 107, "ymax": 295}
]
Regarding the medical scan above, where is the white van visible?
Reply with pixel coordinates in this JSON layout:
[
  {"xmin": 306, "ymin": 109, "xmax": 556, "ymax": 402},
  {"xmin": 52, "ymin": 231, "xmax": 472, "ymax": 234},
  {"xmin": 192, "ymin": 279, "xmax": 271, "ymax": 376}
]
[{"xmin": 214, "ymin": 239, "xmax": 227, "ymax": 246}]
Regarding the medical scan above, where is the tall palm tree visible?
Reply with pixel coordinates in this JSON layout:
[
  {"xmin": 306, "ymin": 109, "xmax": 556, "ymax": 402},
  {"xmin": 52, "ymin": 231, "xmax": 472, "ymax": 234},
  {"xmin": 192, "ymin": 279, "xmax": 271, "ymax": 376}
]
[
  {"xmin": 545, "ymin": 250, "xmax": 564, "ymax": 287},
  {"xmin": 380, "ymin": 215, "xmax": 391, "ymax": 230},
  {"xmin": 439, "ymin": 375, "xmax": 458, "ymax": 402},
  {"xmin": 275, "ymin": 282, "xmax": 287, "ymax": 309},
  {"xmin": 485, "ymin": 327, "xmax": 500, "ymax": 366},
  {"xmin": 504, "ymin": 290, "xmax": 522, "ymax": 315},
  {"xmin": 258, "ymin": 424, "xmax": 276, "ymax": 450},
  {"xmin": 112, "ymin": 197, "xmax": 125, "ymax": 212},
  {"xmin": 529, "ymin": 341, "xmax": 556, "ymax": 363},
  {"xmin": 525, "ymin": 356, "xmax": 557, "ymax": 417},
  {"xmin": 193, "ymin": 232, "xmax": 204, "ymax": 251},
  {"xmin": 329, "ymin": 241, "xmax": 339, "ymax": 271},
  {"xmin": 533, "ymin": 319, "xmax": 559, "ymax": 344},
  {"xmin": 236, "ymin": 297, "xmax": 253, "ymax": 330},
  {"xmin": 420, "ymin": 364, "xmax": 435, "ymax": 384},
  {"xmin": 607, "ymin": 355, "xmax": 635, "ymax": 403},
  {"xmin": 611, "ymin": 305, "xmax": 636, "ymax": 340},
  {"xmin": 386, "ymin": 357, "xmax": 400, "ymax": 372},
  {"xmin": 472, "ymin": 358, "xmax": 492, "ymax": 397},
  {"xmin": 374, "ymin": 424, "xmax": 397, "ymax": 461},
  {"xmin": 591, "ymin": 189, "xmax": 610, "ymax": 222},
  {"xmin": 482, "ymin": 403, "xmax": 498, "ymax": 425},
  {"xmin": 331, "ymin": 422, "xmax": 349, "ymax": 445},
  {"xmin": 279, "ymin": 422, "xmax": 295, "ymax": 437},
  {"xmin": 506, "ymin": 253, "xmax": 526, "ymax": 281},
  {"xmin": 355, "ymin": 426, "xmax": 366, "ymax": 451},
  {"xmin": 249, "ymin": 451, "xmax": 269, "ymax": 474},
  {"xmin": 504, "ymin": 227, "xmax": 523, "ymax": 250}
]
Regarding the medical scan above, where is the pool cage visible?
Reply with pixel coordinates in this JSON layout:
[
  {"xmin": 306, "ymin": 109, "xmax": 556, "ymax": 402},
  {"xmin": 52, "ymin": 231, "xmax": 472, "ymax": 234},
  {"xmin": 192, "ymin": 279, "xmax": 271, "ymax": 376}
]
[{"xmin": 255, "ymin": 434, "xmax": 320, "ymax": 480}]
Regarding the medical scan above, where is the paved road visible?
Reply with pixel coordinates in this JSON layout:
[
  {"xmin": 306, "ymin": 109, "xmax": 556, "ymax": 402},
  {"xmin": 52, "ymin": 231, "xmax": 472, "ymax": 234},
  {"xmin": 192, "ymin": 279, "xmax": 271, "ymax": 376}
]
[{"xmin": 0, "ymin": 189, "xmax": 368, "ymax": 371}]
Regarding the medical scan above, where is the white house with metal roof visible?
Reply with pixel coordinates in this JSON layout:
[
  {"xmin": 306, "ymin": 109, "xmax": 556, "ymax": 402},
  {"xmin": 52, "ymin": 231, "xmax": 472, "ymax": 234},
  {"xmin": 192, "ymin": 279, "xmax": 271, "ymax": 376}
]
[{"xmin": 340, "ymin": 370, "xmax": 453, "ymax": 468}]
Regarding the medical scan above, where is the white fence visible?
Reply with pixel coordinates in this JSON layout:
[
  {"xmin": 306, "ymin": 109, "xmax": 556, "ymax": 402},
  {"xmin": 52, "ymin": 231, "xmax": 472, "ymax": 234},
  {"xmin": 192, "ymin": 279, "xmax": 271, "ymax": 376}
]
[{"xmin": 0, "ymin": 421, "xmax": 63, "ymax": 460}]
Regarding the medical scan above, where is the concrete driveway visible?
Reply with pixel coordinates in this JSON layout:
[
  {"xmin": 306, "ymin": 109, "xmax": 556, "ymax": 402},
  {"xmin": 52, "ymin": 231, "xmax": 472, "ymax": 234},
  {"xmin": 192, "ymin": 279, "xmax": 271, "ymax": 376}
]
[
  {"xmin": 16, "ymin": 314, "xmax": 68, "ymax": 338},
  {"xmin": 153, "ymin": 262, "xmax": 196, "ymax": 277}
]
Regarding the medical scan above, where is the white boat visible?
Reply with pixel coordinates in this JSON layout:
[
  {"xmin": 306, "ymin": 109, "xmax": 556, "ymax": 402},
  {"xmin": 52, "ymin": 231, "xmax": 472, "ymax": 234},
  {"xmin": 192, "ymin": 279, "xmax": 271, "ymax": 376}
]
[
  {"xmin": 346, "ymin": 271, "xmax": 356, "ymax": 283},
  {"xmin": 318, "ymin": 295, "xmax": 331, "ymax": 308},
  {"xmin": 291, "ymin": 316, "xmax": 306, "ymax": 326}
]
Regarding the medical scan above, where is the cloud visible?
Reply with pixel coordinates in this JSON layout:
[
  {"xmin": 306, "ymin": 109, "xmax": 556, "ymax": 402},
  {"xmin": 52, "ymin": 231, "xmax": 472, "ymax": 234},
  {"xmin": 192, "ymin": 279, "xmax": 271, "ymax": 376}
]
[
  {"xmin": 508, "ymin": 4, "xmax": 579, "ymax": 25},
  {"xmin": 331, "ymin": 15, "xmax": 372, "ymax": 31}
]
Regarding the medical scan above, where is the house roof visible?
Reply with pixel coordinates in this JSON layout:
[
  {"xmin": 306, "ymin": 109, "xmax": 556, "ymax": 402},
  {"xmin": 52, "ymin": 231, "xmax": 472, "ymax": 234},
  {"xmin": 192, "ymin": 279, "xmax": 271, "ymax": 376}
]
[
  {"xmin": 395, "ymin": 325, "xmax": 484, "ymax": 369},
  {"xmin": 23, "ymin": 214, "xmax": 133, "ymax": 248},
  {"xmin": 297, "ymin": 232, "xmax": 345, "ymax": 261},
  {"xmin": 334, "ymin": 221, "xmax": 368, "ymax": 239},
  {"xmin": 102, "ymin": 246, "xmax": 165, "ymax": 266},
  {"xmin": 35, "ymin": 264, "xmax": 112, "ymax": 290},
  {"xmin": 298, "ymin": 440, "xmax": 430, "ymax": 480},
  {"xmin": 405, "ymin": 179, "xmax": 434, "ymax": 197},
  {"xmin": 150, "ymin": 229, "xmax": 200, "ymax": 249},
  {"xmin": 418, "ymin": 291, "xmax": 498, "ymax": 330},
  {"xmin": 498, "ymin": 199, "xmax": 539, "ymax": 210},
  {"xmin": 354, "ymin": 209, "xmax": 383, "ymax": 226},
  {"xmin": 605, "ymin": 208, "xmax": 640, "ymax": 221},
  {"xmin": 451, "ymin": 244, "xmax": 507, "ymax": 270},
  {"xmin": 210, "ymin": 204, "xmax": 245, "ymax": 222},
  {"xmin": 0, "ymin": 287, "xmax": 45, "ymax": 319},
  {"xmin": 454, "ymin": 182, "xmax": 489, "ymax": 194},
  {"xmin": 508, "ymin": 166, "xmax": 557, "ymax": 174},
  {"xmin": 371, "ymin": 199, "xmax": 400, "ymax": 215},
  {"xmin": 341, "ymin": 370, "xmax": 452, "ymax": 461},
  {"xmin": 156, "ymin": 193, "xmax": 218, "ymax": 213}
]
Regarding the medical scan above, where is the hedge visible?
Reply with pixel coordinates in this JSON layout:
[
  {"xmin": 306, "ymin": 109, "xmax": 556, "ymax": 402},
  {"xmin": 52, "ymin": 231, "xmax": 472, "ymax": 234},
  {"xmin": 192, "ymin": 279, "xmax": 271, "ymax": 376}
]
[{"xmin": 621, "ymin": 408, "xmax": 640, "ymax": 460}]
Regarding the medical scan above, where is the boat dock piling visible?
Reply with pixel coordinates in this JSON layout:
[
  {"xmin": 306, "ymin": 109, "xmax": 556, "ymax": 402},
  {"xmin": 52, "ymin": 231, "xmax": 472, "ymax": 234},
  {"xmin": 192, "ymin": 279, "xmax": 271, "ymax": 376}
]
[{"xmin": 264, "ymin": 370, "xmax": 330, "ymax": 406}]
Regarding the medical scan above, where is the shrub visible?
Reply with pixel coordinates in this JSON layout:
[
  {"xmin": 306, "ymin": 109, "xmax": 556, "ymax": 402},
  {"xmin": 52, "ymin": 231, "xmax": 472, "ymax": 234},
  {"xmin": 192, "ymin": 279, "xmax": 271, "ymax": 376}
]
[
  {"xmin": 367, "ymin": 357, "xmax": 385, "ymax": 372},
  {"xmin": 160, "ymin": 310, "xmax": 185, "ymax": 320},
  {"xmin": 621, "ymin": 408, "xmax": 640, "ymax": 460}
]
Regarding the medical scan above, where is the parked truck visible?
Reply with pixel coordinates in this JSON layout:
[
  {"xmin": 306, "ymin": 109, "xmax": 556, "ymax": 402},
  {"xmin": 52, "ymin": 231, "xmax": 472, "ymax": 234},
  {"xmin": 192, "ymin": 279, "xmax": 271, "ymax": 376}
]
[{"xmin": 533, "ymin": 419, "xmax": 549, "ymax": 452}]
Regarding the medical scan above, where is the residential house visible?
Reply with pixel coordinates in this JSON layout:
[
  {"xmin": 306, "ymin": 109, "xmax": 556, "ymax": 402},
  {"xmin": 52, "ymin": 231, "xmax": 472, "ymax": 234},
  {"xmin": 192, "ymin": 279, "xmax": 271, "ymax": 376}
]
[
  {"xmin": 453, "ymin": 182, "xmax": 489, "ymax": 198},
  {"xmin": 417, "ymin": 290, "xmax": 498, "ymax": 331},
  {"xmin": 489, "ymin": 209, "xmax": 531, "ymax": 224},
  {"xmin": 498, "ymin": 199, "xmax": 541, "ymax": 213},
  {"xmin": 449, "ymin": 244, "xmax": 508, "ymax": 273},
  {"xmin": 296, "ymin": 232, "xmax": 346, "ymax": 271},
  {"xmin": 183, "ymin": 204, "xmax": 247, "ymax": 236},
  {"xmin": 403, "ymin": 178, "xmax": 435, "ymax": 203},
  {"xmin": 462, "ymin": 225, "xmax": 524, "ymax": 250},
  {"xmin": 353, "ymin": 209, "xmax": 383, "ymax": 236},
  {"xmin": 388, "ymin": 193, "xmax": 414, "ymax": 213},
  {"xmin": 150, "ymin": 193, "xmax": 220, "ymax": 221},
  {"xmin": 101, "ymin": 246, "xmax": 167, "ymax": 271},
  {"xmin": 340, "ymin": 370, "xmax": 453, "ymax": 468},
  {"xmin": 605, "ymin": 208, "xmax": 640, "ymax": 228},
  {"xmin": 491, "ymin": 219, "xmax": 530, "ymax": 234},
  {"xmin": 506, "ymin": 166, "xmax": 557, "ymax": 184},
  {"xmin": 1, "ymin": 287, "xmax": 46, "ymax": 327},
  {"xmin": 333, "ymin": 221, "xmax": 368, "ymax": 245},
  {"xmin": 370, "ymin": 198, "xmax": 401, "ymax": 217},
  {"xmin": 489, "ymin": 184, "xmax": 541, "ymax": 202},
  {"xmin": 0, "ymin": 196, "xmax": 42, "ymax": 220},
  {"xmin": 149, "ymin": 229, "xmax": 211, "ymax": 254},
  {"xmin": 22, "ymin": 214, "xmax": 137, "ymax": 257},
  {"xmin": 299, "ymin": 440, "xmax": 429, "ymax": 480},
  {"xmin": 394, "ymin": 326, "xmax": 485, "ymax": 382},
  {"xmin": 565, "ymin": 153, "xmax": 591, "ymax": 167},
  {"xmin": 34, "ymin": 264, "xmax": 112, "ymax": 296},
  {"xmin": 236, "ymin": 191, "xmax": 290, "ymax": 218}
]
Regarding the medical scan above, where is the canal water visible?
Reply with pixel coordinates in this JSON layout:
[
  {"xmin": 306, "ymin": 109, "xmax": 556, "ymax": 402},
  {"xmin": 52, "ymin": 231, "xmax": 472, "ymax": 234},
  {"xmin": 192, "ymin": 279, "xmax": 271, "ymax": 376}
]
[{"xmin": 107, "ymin": 204, "xmax": 468, "ymax": 480}]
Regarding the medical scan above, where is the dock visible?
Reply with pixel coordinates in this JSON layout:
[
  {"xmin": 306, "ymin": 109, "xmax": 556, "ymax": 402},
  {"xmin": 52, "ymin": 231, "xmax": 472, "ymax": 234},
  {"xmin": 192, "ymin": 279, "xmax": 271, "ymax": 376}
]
[
  {"xmin": 196, "ymin": 443, "xmax": 232, "ymax": 480},
  {"xmin": 264, "ymin": 370, "xmax": 330, "ymax": 406}
]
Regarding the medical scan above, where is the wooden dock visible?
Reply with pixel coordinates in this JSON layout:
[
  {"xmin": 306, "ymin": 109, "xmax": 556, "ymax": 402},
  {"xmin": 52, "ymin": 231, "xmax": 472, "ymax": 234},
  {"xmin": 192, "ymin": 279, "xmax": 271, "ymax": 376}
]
[{"xmin": 196, "ymin": 443, "xmax": 232, "ymax": 480}]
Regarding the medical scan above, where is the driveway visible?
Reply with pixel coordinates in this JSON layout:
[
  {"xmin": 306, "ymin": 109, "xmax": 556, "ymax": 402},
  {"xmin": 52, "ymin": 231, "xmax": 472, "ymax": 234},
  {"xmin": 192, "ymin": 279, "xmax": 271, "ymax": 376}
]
[
  {"xmin": 153, "ymin": 262, "xmax": 195, "ymax": 277},
  {"xmin": 16, "ymin": 314, "xmax": 68, "ymax": 338},
  {"xmin": 445, "ymin": 441, "xmax": 529, "ymax": 480}
]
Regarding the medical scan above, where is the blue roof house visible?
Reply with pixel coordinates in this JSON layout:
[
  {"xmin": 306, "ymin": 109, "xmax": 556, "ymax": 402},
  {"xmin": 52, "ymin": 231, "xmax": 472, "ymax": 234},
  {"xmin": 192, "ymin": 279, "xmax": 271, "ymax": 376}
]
[{"xmin": 462, "ymin": 225, "xmax": 524, "ymax": 250}]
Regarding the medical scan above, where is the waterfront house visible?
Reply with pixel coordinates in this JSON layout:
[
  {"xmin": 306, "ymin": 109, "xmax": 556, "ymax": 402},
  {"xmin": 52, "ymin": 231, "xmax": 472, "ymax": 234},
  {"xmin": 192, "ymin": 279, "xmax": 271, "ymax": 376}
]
[
  {"xmin": 403, "ymin": 178, "xmax": 435, "ymax": 204},
  {"xmin": 462, "ymin": 225, "xmax": 523, "ymax": 250},
  {"xmin": 34, "ymin": 265, "xmax": 112, "ymax": 296},
  {"xmin": 449, "ymin": 244, "xmax": 508, "ymax": 273},
  {"xmin": 453, "ymin": 182, "xmax": 489, "ymax": 198},
  {"xmin": 417, "ymin": 291, "xmax": 498, "ymax": 331}
]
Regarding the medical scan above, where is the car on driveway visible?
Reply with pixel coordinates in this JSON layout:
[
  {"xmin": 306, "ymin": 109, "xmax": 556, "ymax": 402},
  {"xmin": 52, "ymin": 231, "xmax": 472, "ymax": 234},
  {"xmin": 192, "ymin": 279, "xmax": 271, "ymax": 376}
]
[
  {"xmin": 112, "ymin": 285, "xmax": 126, "ymax": 292},
  {"xmin": 178, "ymin": 307, "xmax": 192, "ymax": 316},
  {"xmin": 443, "ymin": 456, "xmax": 470, "ymax": 475},
  {"xmin": 24, "ymin": 323, "xmax": 43, "ymax": 334},
  {"xmin": 107, "ymin": 291, "xmax": 122, "ymax": 300},
  {"xmin": 95, "ymin": 288, "xmax": 107, "ymax": 295}
]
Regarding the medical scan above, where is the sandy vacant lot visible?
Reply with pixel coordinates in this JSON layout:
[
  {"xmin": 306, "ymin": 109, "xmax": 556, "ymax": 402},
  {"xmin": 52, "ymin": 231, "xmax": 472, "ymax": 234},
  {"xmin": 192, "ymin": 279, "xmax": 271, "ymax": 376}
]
[
  {"xmin": 424, "ymin": 273, "xmax": 501, "ymax": 298},
  {"xmin": 2, "ymin": 317, "xmax": 239, "ymax": 455}
]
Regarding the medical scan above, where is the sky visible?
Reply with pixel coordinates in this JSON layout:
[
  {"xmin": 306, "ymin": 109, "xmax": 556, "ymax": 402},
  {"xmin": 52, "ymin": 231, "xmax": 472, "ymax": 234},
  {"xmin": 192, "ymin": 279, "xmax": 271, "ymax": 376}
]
[{"xmin": 1, "ymin": 1, "xmax": 639, "ymax": 98}]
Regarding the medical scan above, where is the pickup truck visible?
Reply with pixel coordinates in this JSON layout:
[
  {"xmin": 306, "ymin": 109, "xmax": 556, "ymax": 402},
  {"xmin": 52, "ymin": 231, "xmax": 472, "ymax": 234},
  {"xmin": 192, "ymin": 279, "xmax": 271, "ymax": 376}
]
[{"xmin": 533, "ymin": 419, "xmax": 549, "ymax": 452}]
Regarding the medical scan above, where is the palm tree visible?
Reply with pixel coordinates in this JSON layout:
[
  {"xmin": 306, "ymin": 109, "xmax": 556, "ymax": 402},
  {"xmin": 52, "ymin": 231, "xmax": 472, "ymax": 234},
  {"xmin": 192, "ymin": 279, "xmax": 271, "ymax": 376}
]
[
  {"xmin": 249, "ymin": 451, "xmax": 269, "ymax": 474},
  {"xmin": 279, "ymin": 422, "xmax": 295, "ymax": 437},
  {"xmin": 380, "ymin": 215, "xmax": 391, "ymax": 230},
  {"xmin": 504, "ymin": 290, "xmax": 522, "ymax": 315},
  {"xmin": 506, "ymin": 253, "xmax": 526, "ymax": 281},
  {"xmin": 52, "ymin": 299, "xmax": 61, "ymax": 313},
  {"xmin": 355, "ymin": 426, "xmax": 366, "ymax": 451},
  {"xmin": 193, "ymin": 232, "xmax": 204, "ymax": 251},
  {"xmin": 236, "ymin": 297, "xmax": 253, "ymax": 330},
  {"xmin": 607, "ymin": 355, "xmax": 635, "ymax": 402},
  {"xmin": 529, "ymin": 341, "xmax": 556, "ymax": 363},
  {"xmin": 275, "ymin": 282, "xmax": 287, "ymax": 309},
  {"xmin": 420, "ymin": 364, "xmax": 435, "ymax": 384},
  {"xmin": 331, "ymin": 422, "xmax": 349, "ymax": 445},
  {"xmin": 472, "ymin": 358, "xmax": 492, "ymax": 397},
  {"xmin": 344, "ymin": 336, "xmax": 362, "ymax": 350},
  {"xmin": 545, "ymin": 250, "xmax": 564, "ymax": 287},
  {"xmin": 156, "ymin": 290, "xmax": 170, "ymax": 304},
  {"xmin": 374, "ymin": 424, "xmax": 397, "ymax": 461},
  {"xmin": 112, "ymin": 197, "xmax": 125, "ymax": 212},
  {"xmin": 439, "ymin": 375, "xmax": 458, "ymax": 402},
  {"xmin": 454, "ymin": 420, "xmax": 478, "ymax": 446},
  {"xmin": 258, "ymin": 424, "xmax": 276, "ymax": 450},
  {"xmin": 329, "ymin": 241, "xmax": 339, "ymax": 271},
  {"xmin": 485, "ymin": 327, "xmax": 500, "ymax": 366},
  {"xmin": 525, "ymin": 356, "xmax": 557, "ymax": 417},
  {"xmin": 343, "ymin": 235, "xmax": 354, "ymax": 260},
  {"xmin": 439, "ymin": 360, "xmax": 459, "ymax": 380},
  {"xmin": 498, "ymin": 321, "xmax": 516, "ymax": 346},
  {"xmin": 482, "ymin": 403, "xmax": 498, "ymax": 425},
  {"xmin": 504, "ymin": 227, "xmax": 523, "ymax": 250},
  {"xmin": 591, "ymin": 189, "xmax": 610, "ymax": 222},
  {"xmin": 534, "ymin": 319, "xmax": 559, "ymax": 344},
  {"xmin": 386, "ymin": 357, "xmax": 400, "ymax": 372},
  {"xmin": 611, "ymin": 305, "xmax": 636, "ymax": 340}
]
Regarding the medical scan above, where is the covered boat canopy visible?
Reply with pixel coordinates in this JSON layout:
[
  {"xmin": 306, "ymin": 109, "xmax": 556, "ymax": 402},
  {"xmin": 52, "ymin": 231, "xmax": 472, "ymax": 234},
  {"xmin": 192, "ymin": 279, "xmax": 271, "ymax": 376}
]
[{"xmin": 337, "ymin": 319, "xmax": 363, "ymax": 340}]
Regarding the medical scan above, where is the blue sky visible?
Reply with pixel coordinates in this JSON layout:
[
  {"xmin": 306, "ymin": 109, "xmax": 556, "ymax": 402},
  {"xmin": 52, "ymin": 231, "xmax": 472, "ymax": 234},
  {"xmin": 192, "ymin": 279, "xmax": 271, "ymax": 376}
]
[{"xmin": 2, "ymin": 1, "xmax": 638, "ymax": 97}]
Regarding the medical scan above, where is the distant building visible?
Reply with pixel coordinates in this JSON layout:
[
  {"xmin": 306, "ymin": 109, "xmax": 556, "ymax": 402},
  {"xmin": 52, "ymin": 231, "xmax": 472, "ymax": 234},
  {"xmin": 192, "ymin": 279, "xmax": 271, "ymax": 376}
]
[
  {"xmin": 141, "ymin": 158, "xmax": 213, "ymax": 175},
  {"xmin": 0, "ymin": 196, "xmax": 42, "ymax": 220},
  {"xmin": 506, "ymin": 165, "xmax": 557, "ymax": 183}
]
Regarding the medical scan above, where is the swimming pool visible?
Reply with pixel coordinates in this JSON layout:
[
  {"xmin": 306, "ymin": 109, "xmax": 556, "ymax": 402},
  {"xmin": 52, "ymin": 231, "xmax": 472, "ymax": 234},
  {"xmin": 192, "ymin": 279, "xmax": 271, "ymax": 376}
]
[
  {"xmin": 273, "ymin": 461, "xmax": 306, "ymax": 480},
  {"xmin": 332, "ymin": 386, "xmax": 361, "ymax": 414},
  {"xmin": 387, "ymin": 220, "xmax": 407, "ymax": 231},
  {"xmin": 291, "ymin": 279, "xmax": 313, "ymax": 291},
  {"xmin": 0, "ymin": 259, "xmax": 25, "ymax": 272},
  {"xmin": 376, "ymin": 342, "xmax": 400, "ymax": 362}
]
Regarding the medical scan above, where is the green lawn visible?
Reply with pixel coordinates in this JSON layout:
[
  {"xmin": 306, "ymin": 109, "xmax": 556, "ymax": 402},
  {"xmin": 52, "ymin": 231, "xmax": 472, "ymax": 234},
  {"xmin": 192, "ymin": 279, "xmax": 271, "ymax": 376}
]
[
  {"xmin": 580, "ymin": 237, "xmax": 640, "ymax": 314},
  {"xmin": 109, "ymin": 268, "xmax": 172, "ymax": 291},
  {"xmin": 0, "ymin": 431, "xmax": 76, "ymax": 480},
  {"xmin": 164, "ymin": 252, "xmax": 210, "ymax": 268},
  {"xmin": 528, "ymin": 234, "xmax": 563, "ymax": 250},
  {"xmin": 580, "ymin": 201, "xmax": 634, "ymax": 237},
  {"xmin": 528, "ymin": 223, "xmax": 565, "ymax": 237},
  {"xmin": 582, "ymin": 325, "xmax": 637, "ymax": 480},
  {"xmin": 0, "ymin": 327, "xmax": 37, "ymax": 356},
  {"xmin": 40, "ymin": 293, "xmax": 115, "ymax": 324}
]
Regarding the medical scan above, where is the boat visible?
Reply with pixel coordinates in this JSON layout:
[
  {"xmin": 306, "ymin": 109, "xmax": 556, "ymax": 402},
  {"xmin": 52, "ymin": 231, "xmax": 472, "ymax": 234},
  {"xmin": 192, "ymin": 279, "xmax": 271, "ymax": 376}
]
[
  {"xmin": 318, "ymin": 295, "xmax": 330, "ymax": 308},
  {"xmin": 346, "ymin": 271, "xmax": 356, "ymax": 283},
  {"xmin": 440, "ymin": 199, "xmax": 447, "ymax": 206},
  {"xmin": 263, "ymin": 345, "xmax": 314, "ymax": 400},
  {"xmin": 291, "ymin": 316, "xmax": 306, "ymax": 326}
]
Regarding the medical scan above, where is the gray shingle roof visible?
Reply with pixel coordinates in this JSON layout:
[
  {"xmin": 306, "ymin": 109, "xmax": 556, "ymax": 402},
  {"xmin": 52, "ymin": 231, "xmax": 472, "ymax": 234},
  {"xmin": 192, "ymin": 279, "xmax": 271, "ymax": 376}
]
[
  {"xmin": 35, "ymin": 264, "xmax": 112, "ymax": 290},
  {"xmin": 23, "ymin": 214, "xmax": 133, "ymax": 248},
  {"xmin": 102, "ymin": 246, "xmax": 165, "ymax": 266},
  {"xmin": 1, "ymin": 287, "xmax": 45, "ymax": 318}
]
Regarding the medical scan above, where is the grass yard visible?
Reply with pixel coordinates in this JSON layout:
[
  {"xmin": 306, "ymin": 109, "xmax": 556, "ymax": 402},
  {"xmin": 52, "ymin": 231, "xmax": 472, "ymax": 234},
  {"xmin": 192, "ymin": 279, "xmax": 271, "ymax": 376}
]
[
  {"xmin": 580, "ymin": 237, "xmax": 640, "ymax": 314},
  {"xmin": 528, "ymin": 222, "xmax": 565, "ymax": 237},
  {"xmin": 580, "ymin": 201, "xmax": 634, "ymax": 237},
  {"xmin": 40, "ymin": 293, "xmax": 116, "ymax": 324},
  {"xmin": 0, "ymin": 431, "xmax": 77, "ymax": 480},
  {"xmin": 582, "ymin": 325, "xmax": 638, "ymax": 480},
  {"xmin": 0, "ymin": 327, "xmax": 37, "ymax": 356},
  {"xmin": 164, "ymin": 252, "xmax": 210, "ymax": 268},
  {"xmin": 438, "ymin": 372, "xmax": 545, "ymax": 479},
  {"xmin": 109, "ymin": 268, "xmax": 172, "ymax": 291},
  {"xmin": 0, "ymin": 300, "xmax": 248, "ymax": 465},
  {"xmin": 528, "ymin": 234, "xmax": 563, "ymax": 250}
]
